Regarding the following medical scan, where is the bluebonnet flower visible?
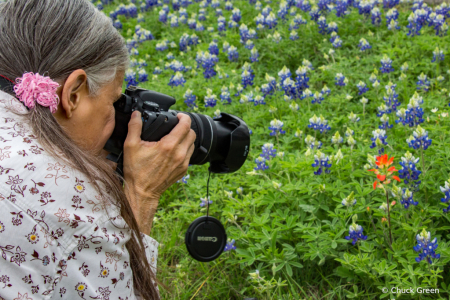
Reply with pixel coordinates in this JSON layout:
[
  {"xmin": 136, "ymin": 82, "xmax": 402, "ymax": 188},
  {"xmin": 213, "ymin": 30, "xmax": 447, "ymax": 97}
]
[
  {"xmin": 348, "ymin": 112, "xmax": 360, "ymax": 123},
  {"xmin": 322, "ymin": 85, "xmax": 331, "ymax": 96},
  {"xmin": 295, "ymin": 66, "xmax": 310, "ymax": 93},
  {"xmin": 345, "ymin": 223, "xmax": 368, "ymax": 245},
  {"xmin": 379, "ymin": 114, "xmax": 393, "ymax": 130},
  {"xmin": 166, "ymin": 52, "xmax": 175, "ymax": 60},
  {"xmin": 254, "ymin": 95, "xmax": 266, "ymax": 106},
  {"xmin": 269, "ymin": 119, "xmax": 286, "ymax": 136},
  {"xmin": 335, "ymin": 0, "xmax": 350, "ymax": 17},
  {"xmin": 228, "ymin": 46, "xmax": 239, "ymax": 62},
  {"xmin": 261, "ymin": 143, "xmax": 277, "ymax": 160},
  {"xmin": 377, "ymin": 104, "xmax": 391, "ymax": 117},
  {"xmin": 277, "ymin": 1, "xmax": 289, "ymax": 20},
  {"xmin": 329, "ymin": 32, "xmax": 338, "ymax": 44},
  {"xmin": 342, "ymin": 192, "xmax": 356, "ymax": 207},
  {"xmin": 305, "ymin": 135, "xmax": 323, "ymax": 150},
  {"xmin": 177, "ymin": 174, "xmax": 190, "ymax": 184},
  {"xmin": 335, "ymin": 73, "xmax": 347, "ymax": 86},
  {"xmin": 153, "ymin": 67, "xmax": 162, "ymax": 75},
  {"xmin": 239, "ymin": 24, "xmax": 251, "ymax": 44},
  {"xmin": 345, "ymin": 127, "xmax": 354, "ymax": 137},
  {"xmin": 232, "ymin": 8, "xmax": 242, "ymax": 22},
  {"xmin": 234, "ymin": 84, "xmax": 244, "ymax": 97},
  {"xmin": 245, "ymin": 40, "xmax": 254, "ymax": 50},
  {"xmin": 309, "ymin": 6, "xmax": 320, "ymax": 21},
  {"xmin": 200, "ymin": 196, "xmax": 212, "ymax": 207},
  {"xmin": 369, "ymin": 73, "xmax": 378, "ymax": 84},
  {"xmin": 282, "ymin": 78, "xmax": 298, "ymax": 99},
  {"xmin": 398, "ymin": 92, "xmax": 425, "ymax": 127},
  {"xmin": 407, "ymin": 10, "xmax": 425, "ymax": 37},
  {"xmin": 125, "ymin": 69, "xmax": 138, "ymax": 88},
  {"xmin": 168, "ymin": 72, "xmax": 186, "ymax": 87},
  {"xmin": 357, "ymin": 81, "xmax": 369, "ymax": 95},
  {"xmin": 328, "ymin": 22, "xmax": 338, "ymax": 34},
  {"xmin": 290, "ymin": 31, "xmax": 299, "ymax": 40},
  {"xmin": 358, "ymin": 38, "xmax": 372, "ymax": 51},
  {"xmin": 254, "ymin": 156, "xmax": 269, "ymax": 171},
  {"xmin": 294, "ymin": 14, "xmax": 307, "ymax": 26},
  {"xmin": 178, "ymin": 34, "xmax": 191, "ymax": 52},
  {"xmin": 169, "ymin": 60, "xmax": 186, "ymax": 72},
  {"xmin": 308, "ymin": 114, "xmax": 331, "ymax": 133},
  {"xmin": 371, "ymin": 7, "xmax": 381, "ymax": 25},
  {"xmin": 303, "ymin": 59, "xmax": 314, "ymax": 71},
  {"xmin": 212, "ymin": 0, "xmax": 220, "ymax": 9},
  {"xmin": 413, "ymin": 229, "xmax": 440, "ymax": 264},
  {"xmin": 242, "ymin": 70, "xmax": 254, "ymax": 90},
  {"xmin": 250, "ymin": 48, "xmax": 259, "ymax": 62},
  {"xmin": 432, "ymin": 47, "xmax": 444, "ymax": 63},
  {"xmin": 392, "ymin": 186, "xmax": 418, "ymax": 208},
  {"xmin": 184, "ymin": 89, "xmax": 198, "ymax": 109},
  {"xmin": 398, "ymin": 151, "xmax": 421, "ymax": 192},
  {"xmin": 407, "ymin": 125, "xmax": 432, "ymax": 150},
  {"xmin": 205, "ymin": 89, "xmax": 218, "ymax": 108},
  {"xmin": 370, "ymin": 129, "xmax": 388, "ymax": 154},
  {"xmin": 224, "ymin": 239, "xmax": 237, "ymax": 252},
  {"xmin": 113, "ymin": 20, "xmax": 123, "ymax": 30},
  {"xmin": 159, "ymin": 9, "xmax": 168, "ymax": 23},
  {"xmin": 220, "ymin": 86, "xmax": 232, "ymax": 104},
  {"xmin": 312, "ymin": 92, "xmax": 324, "ymax": 104},
  {"xmin": 331, "ymin": 131, "xmax": 344, "ymax": 145},
  {"xmin": 317, "ymin": 16, "xmax": 328, "ymax": 34},
  {"xmin": 206, "ymin": 41, "xmax": 219, "ymax": 57},
  {"xmin": 278, "ymin": 66, "xmax": 292, "ymax": 83},
  {"xmin": 196, "ymin": 22, "xmax": 205, "ymax": 32},
  {"xmin": 386, "ymin": 8, "xmax": 399, "ymax": 24},
  {"xmin": 265, "ymin": 12, "xmax": 278, "ymax": 29},
  {"xmin": 387, "ymin": 19, "xmax": 400, "ymax": 31},
  {"xmin": 196, "ymin": 52, "xmax": 218, "ymax": 79},
  {"xmin": 156, "ymin": 41, "xmax": 168, "ymax": 51},
  {"xmin": 170, "ymin": 16, "xmax": 179, "ymax": 27},
  {"xmin": 290, "ymin": 102, "xmax": 299, "ymax": 111},
  {"xmin": 380, "ymin": 55, "xmax": 394, "ymax": 74},
  {"xmin": 138, "ymin": 70, "xmax": 148, "ymax": 83},
  {"xmin": 332, "ymin": 37, "xmax": 342, "ymax": 48},
  {"xmin": 355, "ymin": 0, "xmax": 376, "ymax": 16},
  {"xmin": 440, "ymin": 179, "xmax": 450, "ymax": 212},
  {"xmin": 312, "ymin": 150, "xmax": 332, "ymax": 175},
  {"xmin": 383, "ymin": 82, "xmax": 401, "ymax": 111},
  {"xmin": 269, "ymin": 31, "xmax": 282, "ymax": 43},
  {"xmin": 225, "ymin": 1, "xmax": 233, "ymax": 10}
]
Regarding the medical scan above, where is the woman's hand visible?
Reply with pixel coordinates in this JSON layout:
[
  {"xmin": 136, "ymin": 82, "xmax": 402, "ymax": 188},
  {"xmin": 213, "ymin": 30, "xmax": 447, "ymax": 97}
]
[{"xmin": 122, "ymin": 110, "xmax": 196, "ymax": 233}]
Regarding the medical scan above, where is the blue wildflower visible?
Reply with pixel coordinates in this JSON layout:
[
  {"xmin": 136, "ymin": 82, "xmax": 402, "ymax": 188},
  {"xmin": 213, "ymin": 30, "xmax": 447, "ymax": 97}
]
[
  {"xmin": 261, "ymin": 143, "xmax": 277, "ymax": 160},
  {"xmin": 317, "ymin": 16, "xmax": 328, "ymax": 34},
  {"xmin": 379, "ymin": 114, "xmax": 393, "ymax": 130},
  {"xmin": 200, "ymin": 196, "xmax": 212, "ymax": 207},
  {"xmin": 125, "ymin": 69, "xmax": 138, "ymax": 88},
  {"xmin": 335, "ymin": 73, "xmax": 347, "ymax": 86},
  {"xmin": 358, "ymin": 38, "xmax": 372, "ymax": 51},
  {"xmin": 357, "ymin": 81, "xmax": 369, "ymax": 95},
  {"xmin": 407, "ymin": 125, "xmax": 432, "ymax": 150},
  {"xmin": 308, "ymin": 114, "xmax": 331, "ymax": 133},
  {"xmin": 370, "ymin": 129, "xmax": 388, "ymax": 155},
  {"xmin": 168, "ymin": 72, "xmax": 186, "ymax": 87},
  {"xmin": 250, "ymin": 48, "xmax": 259, "ymax": 62},
  {"xmin": 380, "ymin": 55, "xmax": 394, "ymax": 74},
  {"xmin": 413, "ymin": 229, "xmax": 440, "ymax": 264},
  {"xmin": 268, "ymin": 119, "xmax": 286, "ymax": 136},
  {"xmin": 227, "ymin": 46, "xmax": 239, "ymax": 62},
  {"xmin": 205, "ymin": 89, "xmax": 218, "ymax": 108},
  {"xmin": 345, "ymin": 223, "xmax": 368, "ymax": 245},
  {"xmin": 398, "ymin": 152, "xmax": 421, "ymax": 192},
  {"xmin": 138, "ymin": 70, "xmax": 148, "ymax": 83},
  {"xmin": 371, "ymin": 7, "xmax": 381, "ymax": 25},
  {"xmin": 224, "ymin": 239, "xmax": 237, "ymax": 252},
  {"xmin": 254, "ymin": 156, "xmax": 269, "ymax": 171},
  {"xmin": 312, "ymin": 150, "xmax": 332, "ymax": 175},
  {"xmin": 184, "ymin": 89, "xmax": 197, "ymax": 109},
  {"xmin": 440, "ymin": 179, "xmax": 450, "ymax": 212}
]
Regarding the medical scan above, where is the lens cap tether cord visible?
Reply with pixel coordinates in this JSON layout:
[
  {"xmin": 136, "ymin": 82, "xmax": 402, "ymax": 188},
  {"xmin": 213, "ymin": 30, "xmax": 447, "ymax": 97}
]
[{"xmin": 185, "ymin": 167, "xmax": 227, "ymax": 262}]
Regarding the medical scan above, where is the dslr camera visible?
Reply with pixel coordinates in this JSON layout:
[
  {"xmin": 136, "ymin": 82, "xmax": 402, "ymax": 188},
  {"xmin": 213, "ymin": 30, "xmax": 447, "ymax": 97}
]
[{"xmin": 104, "ymin": 86, "xmax": 251, "ymax": 174}]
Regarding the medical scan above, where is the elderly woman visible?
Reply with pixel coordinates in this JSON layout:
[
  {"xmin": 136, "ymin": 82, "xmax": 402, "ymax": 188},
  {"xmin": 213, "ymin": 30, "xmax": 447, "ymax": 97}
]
[{"xmin": 0, "ymin": 0, "xmax": 196, "ymax": 299}]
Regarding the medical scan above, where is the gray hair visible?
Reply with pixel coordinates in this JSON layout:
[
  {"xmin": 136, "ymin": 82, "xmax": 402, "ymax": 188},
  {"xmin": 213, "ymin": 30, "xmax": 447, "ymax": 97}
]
[
  {"xmin": 0, "ymin": 1, "xmax": 161, "ymax": 299},
  {"xmin": 0, "ymin": 0, "xmax": 129, "ymax": 95}
]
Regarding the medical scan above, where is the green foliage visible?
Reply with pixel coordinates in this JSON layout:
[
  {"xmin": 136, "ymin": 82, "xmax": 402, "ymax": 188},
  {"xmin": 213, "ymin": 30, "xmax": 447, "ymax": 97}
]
[{"xmin": 101, "ymin": 0, "xmax": 450, "ymax": 298}]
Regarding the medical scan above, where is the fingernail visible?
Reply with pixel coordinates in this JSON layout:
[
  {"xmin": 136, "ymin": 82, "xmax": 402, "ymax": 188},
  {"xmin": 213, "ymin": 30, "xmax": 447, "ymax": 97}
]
[{"xmin": 133, "ymin": 111, "xmax": 141, "ymax": 118}]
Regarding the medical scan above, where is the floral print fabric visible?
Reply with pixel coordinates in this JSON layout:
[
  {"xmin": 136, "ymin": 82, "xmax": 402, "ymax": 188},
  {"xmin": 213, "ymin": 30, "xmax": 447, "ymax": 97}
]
[{"xmin": 0, "ymin": 91, "xmax": 159, "ymax": 300}]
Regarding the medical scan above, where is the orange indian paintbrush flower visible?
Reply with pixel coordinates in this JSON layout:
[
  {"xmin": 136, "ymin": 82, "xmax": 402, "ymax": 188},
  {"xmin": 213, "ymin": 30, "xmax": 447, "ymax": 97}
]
[{"xmin": 368, "ymin": 154, "xmax": 401, "ymax": 190}]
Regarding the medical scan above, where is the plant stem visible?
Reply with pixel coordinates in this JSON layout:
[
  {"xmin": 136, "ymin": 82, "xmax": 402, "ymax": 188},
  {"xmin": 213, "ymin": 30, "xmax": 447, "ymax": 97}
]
[{"xmin": 386, "ymin": 189, "xmax": 393, "ymax": 245}]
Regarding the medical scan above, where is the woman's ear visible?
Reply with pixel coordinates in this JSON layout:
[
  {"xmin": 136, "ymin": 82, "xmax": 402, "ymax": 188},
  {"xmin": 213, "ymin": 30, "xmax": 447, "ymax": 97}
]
[{"xmin": 56, "ymin": 69, "xmax": 90, "ymax": 119}]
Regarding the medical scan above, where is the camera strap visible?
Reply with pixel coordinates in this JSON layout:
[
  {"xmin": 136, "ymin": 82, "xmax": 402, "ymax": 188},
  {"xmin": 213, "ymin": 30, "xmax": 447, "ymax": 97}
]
[{"xmin": 0, "ymin": 75, "xmax": 15, "ymax": 94}]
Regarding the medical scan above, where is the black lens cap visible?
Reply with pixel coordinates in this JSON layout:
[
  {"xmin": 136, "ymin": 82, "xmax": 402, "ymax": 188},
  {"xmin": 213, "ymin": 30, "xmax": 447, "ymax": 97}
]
[{"xmin": 185, "ymin": 216, "xmax": 227, "ymax": 262}]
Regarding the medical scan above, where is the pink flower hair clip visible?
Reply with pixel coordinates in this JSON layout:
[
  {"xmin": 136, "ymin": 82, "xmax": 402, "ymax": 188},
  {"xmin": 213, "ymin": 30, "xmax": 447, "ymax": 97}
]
[{"xmin": 13, "ymin": 72, "xmax": 60, "ymax": 114}]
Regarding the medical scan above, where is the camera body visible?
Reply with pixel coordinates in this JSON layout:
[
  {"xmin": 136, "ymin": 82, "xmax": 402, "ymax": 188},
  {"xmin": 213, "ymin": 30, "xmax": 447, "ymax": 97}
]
[{"xmin": 104, "ymin": 86, "xmax": 250, "ymax": 174}]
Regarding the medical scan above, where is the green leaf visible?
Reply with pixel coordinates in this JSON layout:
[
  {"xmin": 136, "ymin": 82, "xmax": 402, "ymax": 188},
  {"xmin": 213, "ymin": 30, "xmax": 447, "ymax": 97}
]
[{"xmin": 285, "ymin": 263, "xmax": 293, "ymax": 277}]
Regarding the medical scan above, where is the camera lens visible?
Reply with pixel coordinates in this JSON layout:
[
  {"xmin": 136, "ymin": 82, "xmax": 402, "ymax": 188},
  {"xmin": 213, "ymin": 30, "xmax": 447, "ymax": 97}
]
[{"xmin": 173, "ymin": 110, "xmax": 250, "ymax": 173}]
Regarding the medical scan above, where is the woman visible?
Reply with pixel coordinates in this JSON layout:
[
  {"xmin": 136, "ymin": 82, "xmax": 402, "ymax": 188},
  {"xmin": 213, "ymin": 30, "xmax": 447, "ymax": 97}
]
[{"xmin": 0, "ymin": 0, "xmax": 196, "ymax": 299}]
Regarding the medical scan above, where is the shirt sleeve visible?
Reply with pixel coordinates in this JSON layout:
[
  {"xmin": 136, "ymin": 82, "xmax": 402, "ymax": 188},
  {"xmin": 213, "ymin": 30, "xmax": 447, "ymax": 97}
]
[{"xmin": 52, "ymin": 216, "xmax": 137, "ymax": 300}]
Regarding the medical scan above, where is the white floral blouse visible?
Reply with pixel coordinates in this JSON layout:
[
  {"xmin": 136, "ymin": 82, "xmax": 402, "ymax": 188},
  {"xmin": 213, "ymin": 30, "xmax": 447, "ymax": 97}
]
[{"xmin": 0, "ymin": 90, "xmax": 159, "ymax": 300}]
